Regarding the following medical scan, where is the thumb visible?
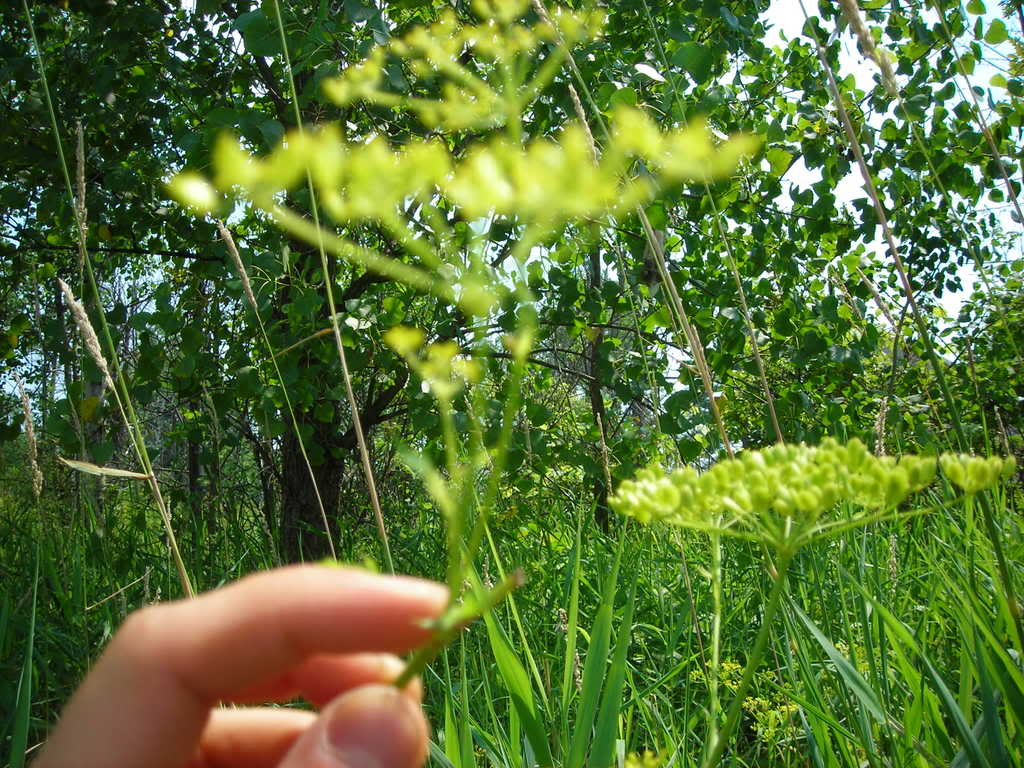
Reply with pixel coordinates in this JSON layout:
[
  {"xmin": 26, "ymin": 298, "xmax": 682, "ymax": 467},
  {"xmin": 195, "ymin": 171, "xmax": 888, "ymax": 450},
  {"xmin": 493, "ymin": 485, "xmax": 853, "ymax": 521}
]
[{"xmin": 277, "ymin": 684, "xmax": 430, "ymax": 768}]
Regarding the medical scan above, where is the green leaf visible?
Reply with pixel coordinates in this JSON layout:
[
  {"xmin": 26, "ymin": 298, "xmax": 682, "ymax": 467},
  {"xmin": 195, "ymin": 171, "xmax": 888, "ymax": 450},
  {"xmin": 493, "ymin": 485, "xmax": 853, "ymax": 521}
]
[
  {"xmin": 259, "ymin": 118, "xmax": 284, "ymax": 147},
  {"xmin": 588, "ymin": 575, "xmax": 638, "ymax": 768},
  {"xmin": 314, "ymin": 402, "xmax": 334, "ymax": 422},
  {"xmin": 719, "ymin": 6, "xmax": 742, "ymax": 32},
  {"xmin": 344, "ymin": 0, "xmax": 376, "ymax": 22},
  {"xmin": 984, "ymin": 19, "xmax": 1008, "ymax": 44},
  {"xmin": 790, "ymin": 601, "xmax": 886, "ymax": 725},
  {"xmin": 608, "ymin": 87, "xmax": 637, "ymax": 108},
  {"xmin": 970, "ymin": 632, "xmax": 1008, "ymax": 768},
  {"xmin": 560, "ymin": 514, "xmax": 584, "ymax": 724},
  {"xmin": 233, "ymin": 9, "xmax": 280, "ymax": 57},
  {"xmin": 8, "ymin": 551, "xmax": 37, "ymax": 768},
  {"xmin": 966, "ymin": 0, "xmax": 985, "ymax": 13},
  {"xmin": 766, "ymin": 147, "xmax": 794, "ymax": 177},
  {"xmin": 845, "ymin": 579, "xmax": 994, "ymax": 768},
  {"xmin": 429, "ymin": 739, "xmax": 458, "ymax": 768},
  {"xmin": 566, "ymin": 539, "xmax": 623, "ymax": 768},
  {"xmin": 59, "ymin": 457, "xmax": 150, "ymax": 480},
  {"xmin": 481, "ymin": 609, "xmax": 554, "ymax": 766},
  {"xmin": 673, "ymin": 42, "xmax": 715, "ymax": 84},
  {"xmin": 442, "ymin": 695, "xmax": 461, "ymax": 768}
]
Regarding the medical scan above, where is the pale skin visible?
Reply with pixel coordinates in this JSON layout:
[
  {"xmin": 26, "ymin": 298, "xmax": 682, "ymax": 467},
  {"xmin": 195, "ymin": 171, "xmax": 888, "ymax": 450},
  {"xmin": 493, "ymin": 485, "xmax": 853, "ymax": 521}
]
[{"xmin": 33, "ymin": 565, "xmax": 449, "ymax": 768}]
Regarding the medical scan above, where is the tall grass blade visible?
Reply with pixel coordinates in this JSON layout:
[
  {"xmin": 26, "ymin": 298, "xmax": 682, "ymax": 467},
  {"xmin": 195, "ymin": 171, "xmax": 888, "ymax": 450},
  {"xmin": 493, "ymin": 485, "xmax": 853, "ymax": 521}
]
[
  {"xmin": 8, "ymin": 549, "xmax": 38, "ymax": 768},
  {"xmin": 560, "ymin": 509, "xmax": 584, "ymax": 728},
  {"xmin": 431, "ymin": 739, "xmax": 459, "ymax": 768},
  {"xmin": 481, "ymin": 605, "xmax": 553, "ymax": 766},
  {"xmin": 58, "ymin": 457, "xmax": 149, "ymax": 480},
  {"xmin": 788, "ymin": 599, "xmax": 886, "ymax": 725},
  {"xmin": 443, "ymin": 693, "xmax": 463, "ymax": 768},
  {"xmin": 970, "ymin": 630, "xmax": 1008, "ymax": 768},
  {"xmin": 566, "ymin": 536, "xmax": 624, "ymax": 768},
  {"xmin": 589, "ymin": 573, "xmax": 638, "ymax": 768},
  {"xmin": 845, "ymin": 576, "xmax": 993, "ymax": 768}
]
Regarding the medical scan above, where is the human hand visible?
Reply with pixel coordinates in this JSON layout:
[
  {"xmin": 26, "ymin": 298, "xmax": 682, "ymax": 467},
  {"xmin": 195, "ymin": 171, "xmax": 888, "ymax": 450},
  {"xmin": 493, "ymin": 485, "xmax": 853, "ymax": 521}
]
[{"xmin": 34, "ymin": 565, "xmax": 448, "ymax": 768}]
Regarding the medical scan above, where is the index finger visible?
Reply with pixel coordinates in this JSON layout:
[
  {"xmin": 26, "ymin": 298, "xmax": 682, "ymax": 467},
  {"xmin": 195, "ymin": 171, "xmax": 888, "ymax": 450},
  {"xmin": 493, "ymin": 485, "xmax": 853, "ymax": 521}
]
[{"xmin": 35, "ymin": 566, "xmax": 448, "ymax": 768}]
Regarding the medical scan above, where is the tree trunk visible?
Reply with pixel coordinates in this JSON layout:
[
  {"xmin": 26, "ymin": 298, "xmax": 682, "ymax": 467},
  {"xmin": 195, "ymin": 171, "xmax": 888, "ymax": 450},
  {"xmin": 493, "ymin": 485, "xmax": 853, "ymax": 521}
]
[
  {"xmin": 587, "ymin": 246, "xmax": 611, "ymax": 532},
  {"xmin": 279, "ymin": 417, "xmax": 345, "ymax": 562}
]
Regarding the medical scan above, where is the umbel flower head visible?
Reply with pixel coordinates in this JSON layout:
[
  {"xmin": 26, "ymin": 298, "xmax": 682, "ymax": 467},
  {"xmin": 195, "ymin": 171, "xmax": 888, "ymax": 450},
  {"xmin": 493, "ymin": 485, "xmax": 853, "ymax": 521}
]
[
  {"xmin": 610, "ymin": 439, "xmax": 1013, "ymax": 555},
  {"xmin": 939, "ymin": 452, "xmax": 1016, "ymax": 494},
  {"xmin": 169, "ymin": 2, "xmax": 759, "ymax": 235}
]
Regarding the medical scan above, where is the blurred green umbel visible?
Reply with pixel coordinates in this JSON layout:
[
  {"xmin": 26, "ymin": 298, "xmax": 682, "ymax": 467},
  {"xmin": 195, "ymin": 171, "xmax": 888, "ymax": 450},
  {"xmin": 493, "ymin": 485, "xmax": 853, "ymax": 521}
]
[
  {"xmin": 610, "ymin": 438, "xmax": 1015, "ymax": 556},
  {"xmin": 168, "ymin": 0, "xmax": 760, "ymax": 323}
]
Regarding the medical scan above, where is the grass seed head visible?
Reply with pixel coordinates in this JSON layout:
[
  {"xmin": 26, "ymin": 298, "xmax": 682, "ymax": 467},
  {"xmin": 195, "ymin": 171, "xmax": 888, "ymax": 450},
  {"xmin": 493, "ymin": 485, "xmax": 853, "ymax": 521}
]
[
  {"xmin": 58, "ymin": 278, "xmax": 114, "ymax": 392},
  {"xmin": 14, "ymin": 370, "xmax": 43, "ymax": 500}
]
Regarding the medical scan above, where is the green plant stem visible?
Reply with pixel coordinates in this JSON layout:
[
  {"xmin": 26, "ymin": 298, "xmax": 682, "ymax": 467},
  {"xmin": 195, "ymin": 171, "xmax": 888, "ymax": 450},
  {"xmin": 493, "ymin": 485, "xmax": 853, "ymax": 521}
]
[
  {"xmin": 393, "ymin": 569, "xmax": 524, "ymax": 689},
  {"xmin": 465, "ymin": 285, "xmax": 536, "ymax": 563},
  {"xmin": 702, "ymin": 550, "xmax": 793, "ymax": 768},
  {"xmin": 706, "ymin": 529, "xmax": 723, "ymax": 764}
]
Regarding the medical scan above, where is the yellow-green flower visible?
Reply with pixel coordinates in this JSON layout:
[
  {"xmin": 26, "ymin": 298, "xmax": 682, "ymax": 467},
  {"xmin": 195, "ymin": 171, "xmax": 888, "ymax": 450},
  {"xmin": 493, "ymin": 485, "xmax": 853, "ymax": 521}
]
[{"xmin": 609, "ymin": 439, "xmax": 981, "ymax": 554}]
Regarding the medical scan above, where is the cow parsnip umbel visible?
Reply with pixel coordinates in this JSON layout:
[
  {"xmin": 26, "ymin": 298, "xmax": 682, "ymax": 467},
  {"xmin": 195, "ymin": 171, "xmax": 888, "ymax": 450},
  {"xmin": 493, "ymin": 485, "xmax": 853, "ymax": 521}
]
[
  {"xmin": 611, "ymin": 438, "xmax": 1015, "ymax": 556},
  {"xmin": 168, "ymin": 0, "xmax": 759, "ymax": 322}
]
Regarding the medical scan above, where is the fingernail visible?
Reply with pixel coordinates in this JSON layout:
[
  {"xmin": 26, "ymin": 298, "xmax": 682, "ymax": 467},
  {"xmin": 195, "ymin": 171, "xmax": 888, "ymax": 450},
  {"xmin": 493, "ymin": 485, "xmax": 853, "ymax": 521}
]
[{"xmin": 324, "ymin": 685, "xmax": 426, "ymax": 768}]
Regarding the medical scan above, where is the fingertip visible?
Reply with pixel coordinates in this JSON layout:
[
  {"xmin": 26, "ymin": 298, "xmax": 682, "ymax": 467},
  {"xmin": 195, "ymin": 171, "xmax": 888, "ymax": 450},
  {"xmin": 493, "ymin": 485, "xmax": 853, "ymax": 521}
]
[
  {"xmin": 322, "ymin": 685, "xmax": 429, "ymax": 768},
  {"xmin": 368, "ymin": 656, "xmax": 423, "ymax": 702}
]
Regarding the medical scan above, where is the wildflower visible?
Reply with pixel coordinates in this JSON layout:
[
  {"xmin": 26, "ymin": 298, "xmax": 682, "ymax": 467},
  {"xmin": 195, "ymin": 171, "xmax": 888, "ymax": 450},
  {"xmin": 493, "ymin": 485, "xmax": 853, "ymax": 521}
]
[
  {"xmin": 940, "ymin": 453, "xmax": 1017, "ymax": 494},
  {"xmin": 384, "ymin": 325, "xmax": 426, "ymax": 359},
  {"xmin": 609, "ymin": 439, "xmax": 959, "ymax": 555},
  {"xmin": 625, "ymin": 750, "xmax": 664, "ymax": 768},
  {"xmin": 166, "ymin": 171, "xmax": 221, "ymax": 215}
]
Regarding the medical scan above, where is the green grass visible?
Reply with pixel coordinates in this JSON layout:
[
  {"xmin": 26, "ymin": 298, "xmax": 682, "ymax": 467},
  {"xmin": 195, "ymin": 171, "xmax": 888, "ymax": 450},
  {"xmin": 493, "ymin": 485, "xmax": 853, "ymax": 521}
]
[{"xmin": 1, "ymin": 442, "xmax": 1021, "ymax": 766}]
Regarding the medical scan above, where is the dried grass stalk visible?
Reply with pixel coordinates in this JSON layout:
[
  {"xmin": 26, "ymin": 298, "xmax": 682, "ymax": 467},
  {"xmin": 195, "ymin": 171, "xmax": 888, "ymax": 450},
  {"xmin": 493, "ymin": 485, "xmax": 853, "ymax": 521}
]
[
  {"xmin": 837, "ymin": 0, "xmax": 898, "ymax": 97},
  {"xmin": 58, "ymin": 278, "xmax": 114, "ymax": 391},
  {"xmin": 75, "ymin": 121, "xmax": 88, "ymax": 270},
  {"xmin": 216, "ymin": 221, "xmax": 258, "ymax": 310},
  {"xmin": 873, "ymin": 395, "xmax": 889, "ymax": 457},
  {"xmin": 14, "ymin": 370, "xmax": 43, "ymax": 500}
]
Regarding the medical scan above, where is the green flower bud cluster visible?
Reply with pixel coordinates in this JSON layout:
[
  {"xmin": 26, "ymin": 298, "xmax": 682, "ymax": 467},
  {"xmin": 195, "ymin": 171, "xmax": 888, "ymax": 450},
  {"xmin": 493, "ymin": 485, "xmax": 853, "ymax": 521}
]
[
  {"xmin": 192, "ymin": 105, "xmax": 756, "ymax": 232},
  {"xmin": 383, "ymin": 325, "xmax": 481, "ymax": 403},
  {"xmin": 609, "ymin": 439, "xmax": 987, "ymax": 552},
  {"xmin": 323, "ymin": 2, "xmax": 605, "ymax": 132},
  {"xmin": 939, "ymin": 453, "xmax": 1017, "ymax": 494},
  {"xmin": 170, "ymin": 4, "xmax": 759, "ymax": 234},
  {"xmin": 624, "ymin": 750, "xmax": 664, "ymax": 768}
]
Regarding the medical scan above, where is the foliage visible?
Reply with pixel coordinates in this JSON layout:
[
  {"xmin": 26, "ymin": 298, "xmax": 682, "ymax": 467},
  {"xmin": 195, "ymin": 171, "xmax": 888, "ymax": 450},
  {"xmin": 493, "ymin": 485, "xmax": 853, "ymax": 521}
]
[{"xmin": 1, "ymin": 0, "xmax": 1023, "ymax": 766}]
